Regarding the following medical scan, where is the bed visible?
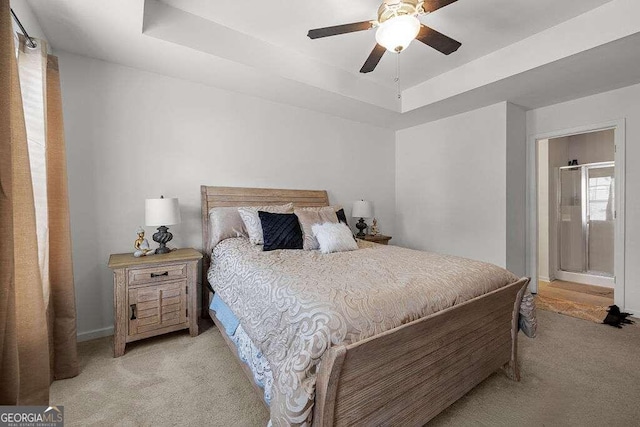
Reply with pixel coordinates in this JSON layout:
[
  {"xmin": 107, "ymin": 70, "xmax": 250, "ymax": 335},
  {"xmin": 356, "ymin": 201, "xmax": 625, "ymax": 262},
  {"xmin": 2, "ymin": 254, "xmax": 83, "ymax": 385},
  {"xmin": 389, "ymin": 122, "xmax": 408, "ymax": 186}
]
[{"xmin": 200, "ymin": 185, "xmax": 533, "ymax": 426}]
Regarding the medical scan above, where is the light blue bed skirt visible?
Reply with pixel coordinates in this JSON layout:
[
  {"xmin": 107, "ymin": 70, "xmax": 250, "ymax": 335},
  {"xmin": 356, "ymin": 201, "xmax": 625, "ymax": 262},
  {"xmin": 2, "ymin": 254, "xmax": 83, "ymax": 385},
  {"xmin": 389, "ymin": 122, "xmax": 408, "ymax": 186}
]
[{"xmin": 210, "ymin": 294, "xmax": 273, "ymax": 405}]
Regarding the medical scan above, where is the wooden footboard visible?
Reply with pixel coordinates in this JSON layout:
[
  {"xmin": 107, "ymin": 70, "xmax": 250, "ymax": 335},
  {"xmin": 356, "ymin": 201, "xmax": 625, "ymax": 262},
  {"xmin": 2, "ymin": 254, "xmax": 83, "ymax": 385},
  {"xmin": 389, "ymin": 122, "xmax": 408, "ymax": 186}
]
[{"xmin": 314, "ymin": 277, "xmax": 530, "ymax": 427}]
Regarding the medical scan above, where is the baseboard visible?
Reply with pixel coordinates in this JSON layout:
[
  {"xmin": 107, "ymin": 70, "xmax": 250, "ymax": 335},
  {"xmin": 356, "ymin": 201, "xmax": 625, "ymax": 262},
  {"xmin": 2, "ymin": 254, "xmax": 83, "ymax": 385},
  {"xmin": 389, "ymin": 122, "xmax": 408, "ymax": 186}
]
[
  {"xmin": 624, "ymin": 306, "xmax": 639, "ymax": 318},
  {"xmin": 555, "ymin": 270, "xmax": 614, "ymax": 288},
  {"xmin": 538, "ymin": 275, "xmax": 551, "ymax": 282},
  {"xmin": 77, "ymin": 326, "xmax": 113, "ymax": 342}
]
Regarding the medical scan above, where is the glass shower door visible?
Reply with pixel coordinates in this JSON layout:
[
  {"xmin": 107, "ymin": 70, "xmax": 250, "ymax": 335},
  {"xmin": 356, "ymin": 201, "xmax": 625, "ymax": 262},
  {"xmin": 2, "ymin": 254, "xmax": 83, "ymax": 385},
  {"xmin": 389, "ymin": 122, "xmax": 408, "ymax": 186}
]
[
  {"xmin": 558, "ymin": 168, "xmax": 584, "ymax": 272},
  {"xmin": 586, "ymin": 165, "xmax": 615, "ymax": 276},
  {"xmin": 557, "ymin": 162, "xmax": 615, "ymax": 278}
]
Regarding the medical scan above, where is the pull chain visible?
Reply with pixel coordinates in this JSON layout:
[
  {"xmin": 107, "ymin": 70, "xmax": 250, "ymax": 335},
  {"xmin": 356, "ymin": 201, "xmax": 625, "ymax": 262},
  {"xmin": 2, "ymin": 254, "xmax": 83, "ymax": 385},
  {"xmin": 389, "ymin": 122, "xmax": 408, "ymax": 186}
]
[{"xmin": 395, "ymin": 52, "xmax": 401, "ymax": 99}]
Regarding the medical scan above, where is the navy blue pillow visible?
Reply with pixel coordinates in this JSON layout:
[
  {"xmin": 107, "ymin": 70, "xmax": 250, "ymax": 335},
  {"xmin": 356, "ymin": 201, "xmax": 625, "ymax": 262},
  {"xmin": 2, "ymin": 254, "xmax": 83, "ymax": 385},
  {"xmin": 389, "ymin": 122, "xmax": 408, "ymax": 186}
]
[
  {"xmin": 336, "ymin": 208, "xmax": 349, "ymax": 226},
  {"xmin": 258, "ymin": 211, "xmax": 303, "ymax": 251}
]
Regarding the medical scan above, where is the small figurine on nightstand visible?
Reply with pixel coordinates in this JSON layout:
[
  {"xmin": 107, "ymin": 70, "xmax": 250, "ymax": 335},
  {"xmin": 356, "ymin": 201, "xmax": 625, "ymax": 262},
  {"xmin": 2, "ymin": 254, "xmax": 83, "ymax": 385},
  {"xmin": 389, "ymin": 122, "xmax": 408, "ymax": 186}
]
[
  {"xmin": 133, "ymin": 226, "xmax": 155, "ymax": 257},
  {"xmin": 370, "ymin": 218, "xmax": 379, "ymax": 236}
]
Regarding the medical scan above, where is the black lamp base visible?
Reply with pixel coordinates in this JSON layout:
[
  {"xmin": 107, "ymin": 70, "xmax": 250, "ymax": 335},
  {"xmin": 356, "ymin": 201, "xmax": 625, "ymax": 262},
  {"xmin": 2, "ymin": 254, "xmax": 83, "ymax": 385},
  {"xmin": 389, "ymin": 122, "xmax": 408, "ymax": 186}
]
[
  {"xmin": 153, "ymin": 225, "xmax": 173, "ymax": 254},
  {"xmin": 355, "ymin": 218, "xmax": 368, "ymax": 238}
]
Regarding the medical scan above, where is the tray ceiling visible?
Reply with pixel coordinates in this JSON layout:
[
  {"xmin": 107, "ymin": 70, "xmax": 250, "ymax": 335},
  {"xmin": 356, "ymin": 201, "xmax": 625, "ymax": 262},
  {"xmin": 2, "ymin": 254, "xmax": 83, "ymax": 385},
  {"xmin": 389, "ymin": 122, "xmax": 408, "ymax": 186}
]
[
  {"xmin": 161, "ymin": 0, "xmax": 614, "ymax": 90},
  {"xmin": 25, "ymin": 0, "xmax": 640, "ymax": 128}
]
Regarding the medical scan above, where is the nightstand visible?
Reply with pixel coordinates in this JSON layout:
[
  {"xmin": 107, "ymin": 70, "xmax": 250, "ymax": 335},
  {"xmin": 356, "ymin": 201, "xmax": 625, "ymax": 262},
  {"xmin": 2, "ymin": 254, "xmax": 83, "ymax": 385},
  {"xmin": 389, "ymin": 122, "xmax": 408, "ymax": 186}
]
[
  {"xmin": 363, "ymin": 234, "xmax": 392, "ymax": 245},
  {"xmin": 108, "ymin": 248, "xmax": 202, "ymax": 357}
]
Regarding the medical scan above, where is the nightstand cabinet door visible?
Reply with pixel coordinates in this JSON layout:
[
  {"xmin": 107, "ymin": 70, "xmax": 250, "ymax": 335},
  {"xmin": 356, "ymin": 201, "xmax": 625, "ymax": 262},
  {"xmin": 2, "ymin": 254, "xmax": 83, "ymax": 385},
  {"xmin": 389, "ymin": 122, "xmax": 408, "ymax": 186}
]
[{"xmin": 128, "ymin": 280, "xmax": 188, "ymax": 336}]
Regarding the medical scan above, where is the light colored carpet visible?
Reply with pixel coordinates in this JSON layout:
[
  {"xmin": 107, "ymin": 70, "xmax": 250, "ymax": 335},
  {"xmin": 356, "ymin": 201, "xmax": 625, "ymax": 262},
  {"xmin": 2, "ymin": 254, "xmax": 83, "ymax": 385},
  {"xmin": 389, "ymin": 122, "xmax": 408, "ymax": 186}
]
[
  {"xmin": 51, "ymin": 321, "xmax": 269, "ymax": 426},
  {"xmin": 51, "ymin": 310, "xmax": 640, "ymax": 426}
]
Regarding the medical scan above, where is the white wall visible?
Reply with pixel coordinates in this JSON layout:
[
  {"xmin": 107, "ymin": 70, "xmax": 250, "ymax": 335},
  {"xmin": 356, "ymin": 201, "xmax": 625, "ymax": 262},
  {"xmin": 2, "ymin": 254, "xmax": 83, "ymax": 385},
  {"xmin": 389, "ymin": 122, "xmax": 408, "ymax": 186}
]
[
  {"xmin": 528, "ymin": 83, "xmax": 640, "ymax": 313},
  {"xmin": 395, "ymin": 102, "xmax": 526, "ymax": 274},
  {"xmin": 505, "ymin": 103, "xmax": 527, "ymax": 276},
  {"xmin": 57, "ymin": 52, "xmax": 396, "ymax": 340},
  {"xmin": 537, "ymin": 139, "xmax": 550, "ymax": 281}
]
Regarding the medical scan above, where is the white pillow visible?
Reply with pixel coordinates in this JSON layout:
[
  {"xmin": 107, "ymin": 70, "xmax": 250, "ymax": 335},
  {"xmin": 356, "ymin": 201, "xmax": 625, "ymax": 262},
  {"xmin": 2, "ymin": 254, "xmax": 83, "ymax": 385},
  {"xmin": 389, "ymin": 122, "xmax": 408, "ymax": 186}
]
[
  {"xmin": 312, "ymin": 222, "xmax": 359, "ymax": 254},
  {"xmin": 238, "ymin": 203, "xmax": 294, "ymax": 245},
  {"xmin": 294, "ymin": 206, "xmax": 339, "ymax": 250}
]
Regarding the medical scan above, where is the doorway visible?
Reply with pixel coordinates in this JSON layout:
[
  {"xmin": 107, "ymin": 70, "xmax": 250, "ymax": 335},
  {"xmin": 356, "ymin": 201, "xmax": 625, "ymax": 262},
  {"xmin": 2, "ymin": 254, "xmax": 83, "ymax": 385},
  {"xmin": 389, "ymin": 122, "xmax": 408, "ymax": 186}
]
[
  {"xmin": 528, "ymin": 121, "xmax": 626, "ymax": 315},
  {"xmin": 538, "ymin": 130, "xmax": 616, "ymax": 316}
]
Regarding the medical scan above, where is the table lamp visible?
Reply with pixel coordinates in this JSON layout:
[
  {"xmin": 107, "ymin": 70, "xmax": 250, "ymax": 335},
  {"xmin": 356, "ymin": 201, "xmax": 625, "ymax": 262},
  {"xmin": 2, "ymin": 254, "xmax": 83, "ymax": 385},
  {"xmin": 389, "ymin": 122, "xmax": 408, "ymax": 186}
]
[
  {"xmin": 145, "ymin": 196, "xmax": 181, "ymax": 254},
  {"xmin": 352, "ymin": 200, "xmax": 373, "ymax": 238}
]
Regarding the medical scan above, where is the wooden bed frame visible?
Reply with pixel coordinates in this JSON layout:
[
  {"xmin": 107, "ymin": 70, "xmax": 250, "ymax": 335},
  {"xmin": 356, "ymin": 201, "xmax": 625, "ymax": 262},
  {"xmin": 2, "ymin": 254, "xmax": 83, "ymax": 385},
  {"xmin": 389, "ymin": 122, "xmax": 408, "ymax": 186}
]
[{"xmin": 201, "ymin": 185, "xmax": 530, "ymax": 426}]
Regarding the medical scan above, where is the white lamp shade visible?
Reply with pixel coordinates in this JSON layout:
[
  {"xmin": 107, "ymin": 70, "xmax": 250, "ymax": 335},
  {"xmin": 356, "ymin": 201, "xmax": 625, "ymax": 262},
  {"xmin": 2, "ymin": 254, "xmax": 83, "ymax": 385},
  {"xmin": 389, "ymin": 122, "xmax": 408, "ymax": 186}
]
[
  {"xmin": 352, "ymin": 200, "xmax": 373, "ymax": 218},
  {"xmin": 375, "ymin": 15, "xmax": 421, "ymax": 53},
  {"xmin": 145, "ymin": 197, "xmax": 181, "ymax": 226}
]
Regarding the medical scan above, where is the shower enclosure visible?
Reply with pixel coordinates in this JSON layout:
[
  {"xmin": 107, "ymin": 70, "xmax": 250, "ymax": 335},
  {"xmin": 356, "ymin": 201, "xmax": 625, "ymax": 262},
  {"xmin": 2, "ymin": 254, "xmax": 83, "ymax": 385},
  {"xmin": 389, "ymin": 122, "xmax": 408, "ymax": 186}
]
[{"xmin": 557, "ymin": 161, "xmax": 615, "ymax": 286}]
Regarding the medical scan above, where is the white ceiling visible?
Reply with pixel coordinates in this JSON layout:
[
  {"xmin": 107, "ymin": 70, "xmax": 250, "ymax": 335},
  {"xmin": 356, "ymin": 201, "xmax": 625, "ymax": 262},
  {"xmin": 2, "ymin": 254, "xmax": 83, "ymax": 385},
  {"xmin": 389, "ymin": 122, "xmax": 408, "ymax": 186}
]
[
  {"xmin": 23, "ymin": 0, "xmax": 640, "ymax": 129},
  {"xmin": 161, "ymin": 0, "xmax": 614, "ymax": 90}
]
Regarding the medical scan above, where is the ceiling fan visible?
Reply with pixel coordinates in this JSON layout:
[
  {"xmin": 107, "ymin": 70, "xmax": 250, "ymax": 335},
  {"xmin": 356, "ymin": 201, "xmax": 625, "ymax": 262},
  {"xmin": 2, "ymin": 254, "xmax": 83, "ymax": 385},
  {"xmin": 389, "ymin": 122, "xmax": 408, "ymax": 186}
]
[{"xmin": 307, "ymin": 0, "xmax": 462, "ymax": 73}]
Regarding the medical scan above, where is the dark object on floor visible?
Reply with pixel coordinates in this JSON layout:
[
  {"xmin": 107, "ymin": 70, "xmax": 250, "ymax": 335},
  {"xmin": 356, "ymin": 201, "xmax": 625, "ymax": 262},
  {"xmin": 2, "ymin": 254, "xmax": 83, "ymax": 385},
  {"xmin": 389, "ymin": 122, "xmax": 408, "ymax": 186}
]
[{"xmin": 603, "ymin": 305, "xmax": 635, "ymax": 328}]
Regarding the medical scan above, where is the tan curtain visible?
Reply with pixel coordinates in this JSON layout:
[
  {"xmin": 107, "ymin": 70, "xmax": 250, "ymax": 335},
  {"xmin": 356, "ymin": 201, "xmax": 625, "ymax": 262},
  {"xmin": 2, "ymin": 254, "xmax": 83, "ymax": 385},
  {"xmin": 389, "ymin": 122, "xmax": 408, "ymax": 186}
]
[
  {"xmin": 0, "ymin": 0, "xmax": 21, "ymax": 405},
  {"xmin": 46, "ymin": 54, "xmax": 79, "ymax": 380},
  {"xmin": 0, "ymin": 0, "xmax": 78, "ymax": 404}
]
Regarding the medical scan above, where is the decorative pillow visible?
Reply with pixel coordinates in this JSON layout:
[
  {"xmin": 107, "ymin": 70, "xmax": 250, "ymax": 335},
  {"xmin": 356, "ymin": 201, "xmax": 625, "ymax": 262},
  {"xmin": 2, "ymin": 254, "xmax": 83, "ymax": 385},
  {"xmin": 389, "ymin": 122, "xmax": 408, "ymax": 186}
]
[
  {"xmin": 259, "ymin": 212, "xmax": 303, "ymax": 251},
  {"xmin": 335, "ymin": 208, "xmax": 349, "ymax": 226},
  {"xmin": 312, "ymin": 222, "xmax": 359, "ymax": 254},
  {"xmin": 238, "ymin": 203, "xmax": 294, "ymax": 245},
  {"xmin": 294, "ymin": 206, "xmax": 339, "ymax": 250},
  {"xmin": 209, "ymin": 207, "xmax": 247, "ymax": 249}
]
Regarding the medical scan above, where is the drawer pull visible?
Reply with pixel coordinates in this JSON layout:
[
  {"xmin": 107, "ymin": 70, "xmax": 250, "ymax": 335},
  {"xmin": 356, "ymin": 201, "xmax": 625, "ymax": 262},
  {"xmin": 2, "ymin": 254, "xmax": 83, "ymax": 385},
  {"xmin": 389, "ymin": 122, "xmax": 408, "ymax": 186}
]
[
  {"xmin": 150, "ymin": 271, "xmax": 169, "ymax": 278},
  {"xmin": 130, "ymin": 304, "xmax": 137, "ymax": 320}
]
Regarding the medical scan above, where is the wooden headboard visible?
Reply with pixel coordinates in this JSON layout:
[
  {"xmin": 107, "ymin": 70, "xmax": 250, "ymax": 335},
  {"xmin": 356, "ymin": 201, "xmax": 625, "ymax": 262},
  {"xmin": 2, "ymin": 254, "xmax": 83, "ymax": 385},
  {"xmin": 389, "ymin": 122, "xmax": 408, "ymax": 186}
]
[{"xmin": 199, "ymin": 186, "xmax": 329, "ymax": 313}]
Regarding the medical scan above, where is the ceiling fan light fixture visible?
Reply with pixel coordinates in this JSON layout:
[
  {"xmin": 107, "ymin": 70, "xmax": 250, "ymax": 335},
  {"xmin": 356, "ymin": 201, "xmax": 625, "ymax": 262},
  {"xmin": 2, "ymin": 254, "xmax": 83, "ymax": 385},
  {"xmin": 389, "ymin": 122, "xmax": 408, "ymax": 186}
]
[{"xmin": 375, "ymin": 15, "xmax": 421, "ymax": 53}]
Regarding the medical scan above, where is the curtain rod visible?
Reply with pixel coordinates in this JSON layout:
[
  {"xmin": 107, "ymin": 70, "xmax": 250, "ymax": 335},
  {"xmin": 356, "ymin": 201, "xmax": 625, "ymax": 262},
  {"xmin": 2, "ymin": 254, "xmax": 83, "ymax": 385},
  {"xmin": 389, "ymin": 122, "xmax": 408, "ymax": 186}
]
[{"xmin": 10, "ymin": 8, "xmax": 37, "ymax": 49}]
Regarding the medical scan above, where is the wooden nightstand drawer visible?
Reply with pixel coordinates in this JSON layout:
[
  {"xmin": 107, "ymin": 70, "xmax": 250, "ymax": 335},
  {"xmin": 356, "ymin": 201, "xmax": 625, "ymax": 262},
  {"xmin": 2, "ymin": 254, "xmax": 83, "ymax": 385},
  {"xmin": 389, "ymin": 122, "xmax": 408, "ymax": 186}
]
[
  {"xmin": 363, "ymin": 234, "xmax": 392, "ymax": 245},
  {"xmin": 127, "ymin": 263, "xmax": 187, "ymax": 286}
]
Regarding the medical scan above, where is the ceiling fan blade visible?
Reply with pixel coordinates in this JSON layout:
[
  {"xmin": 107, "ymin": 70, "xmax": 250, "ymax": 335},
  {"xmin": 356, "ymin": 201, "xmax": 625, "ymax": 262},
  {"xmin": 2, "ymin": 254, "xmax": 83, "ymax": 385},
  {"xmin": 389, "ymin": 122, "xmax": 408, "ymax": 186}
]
[
  {"xmin": 416, "ymin": 25, "xmax": 461, "ymax": 55},
  {"xmin": 308, "ymin": 21, "xmax": 374, "ymax": 39},
  {"xmin": 360, "ymin": 44, "xmax": 386, "ymax": 73},
  {"xmin": 422, "ymin": 0, "xmax": 458, "ymax": 13}
]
